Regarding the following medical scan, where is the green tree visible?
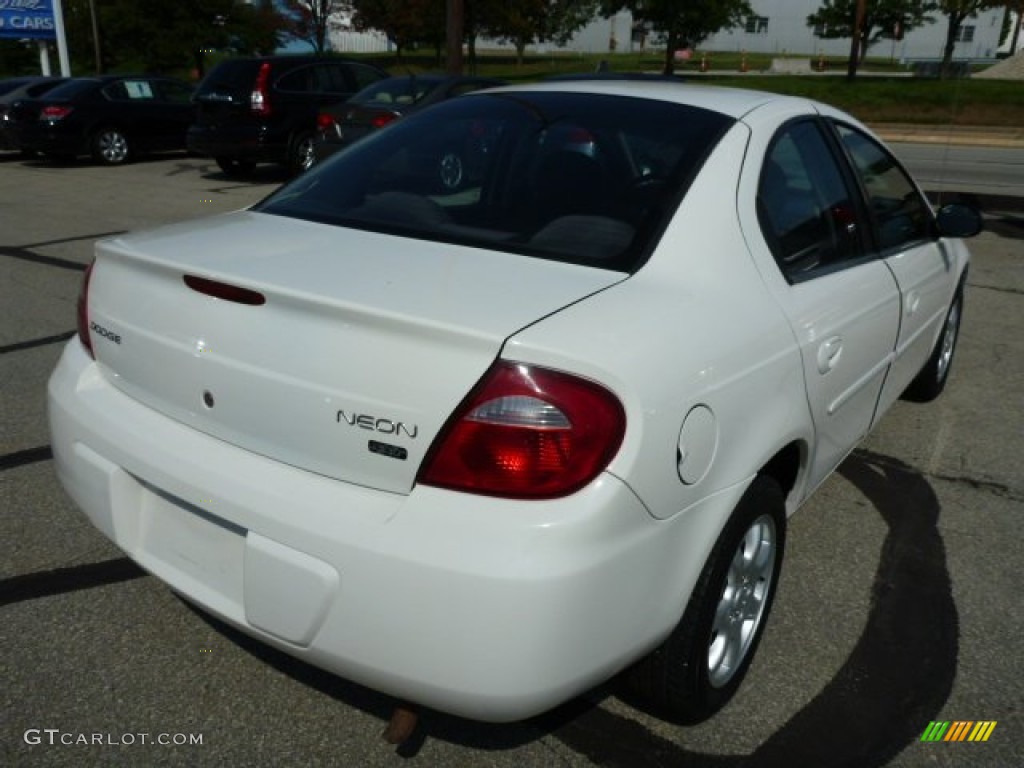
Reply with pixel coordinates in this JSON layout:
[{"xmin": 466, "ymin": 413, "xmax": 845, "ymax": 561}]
[
  {"xmin": 283, "ymin": 0, "xmax": 348, "ymax": 53},
  {"xmin": 58, "ymin": 0, "xmax": 285, "ymax": 76},
  {"xmin": 807, "ymin": 0, "xmax": 936, "ymax": 74},
  {"xmin": 601, "ymin": 0, "xmax": 753, "ymax": 75},
  {"xmin": 476, "ymin": 0, "xmax": 601, "ymax": 65},
  {"xmin": 351, "ymin": 0, "xmax": 445, "ymax": 63},
  {"xmin": 935, "ymin": 0, "xmax": 1002, "ymax": 76}
]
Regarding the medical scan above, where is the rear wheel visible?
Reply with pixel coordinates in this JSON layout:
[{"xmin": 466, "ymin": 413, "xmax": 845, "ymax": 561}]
[
  {"xmin": 215, "ymin": 156, "xmax": 256, "ymax": 178},
  {"xmin": 91, "ymin": 127, "xmax": 131, "ymax": 165},
  {"xmin": 627, "ymin": 475, "xmax": 786, "ymax": 723},
  {"xmin": 904, "ymin": 285, "xmax": 964, "ymax": 402}
]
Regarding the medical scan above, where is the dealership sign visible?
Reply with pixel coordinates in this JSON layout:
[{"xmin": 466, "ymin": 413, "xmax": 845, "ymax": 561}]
[{"xmin": 0, "ymin": 0, "xmax": 56, "ymax": 40}]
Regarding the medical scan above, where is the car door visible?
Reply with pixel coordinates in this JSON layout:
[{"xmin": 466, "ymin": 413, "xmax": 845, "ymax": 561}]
[
  {"xmin": 104, "ymin": 78, "xmax": 164, "ymax": 151},
  {"xmin": 152, "ymin": 79, "xmax": 195, "ymax": 150},
  {"xmin": 830, "ymin": 122, "xmax": 958, "ymax": 418},
  {"xmin": 747, "ymin": 117, "xmax": 902, "ymax": 493}
]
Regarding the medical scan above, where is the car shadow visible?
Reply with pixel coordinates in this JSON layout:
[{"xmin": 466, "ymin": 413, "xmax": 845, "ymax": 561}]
[
  {"xmin": 187, "ymin": 447, "xmax": 958, "ymax": 762},
  {"xmin": 191, "ymin": 162, "xmax": 291, "ymax": 185}
]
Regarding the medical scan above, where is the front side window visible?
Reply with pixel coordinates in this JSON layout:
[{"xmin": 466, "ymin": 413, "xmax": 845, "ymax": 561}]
[
  {"xmin": 256, "ymin": 92, "xmax": 733, "ymax": 271},
  {"xmin": 835, "ymin": 123, "xmax": 933, "ymax": 252},
  {"xmin": 757, "ymin": 120, "xmax": 865, "ymax": 282}
]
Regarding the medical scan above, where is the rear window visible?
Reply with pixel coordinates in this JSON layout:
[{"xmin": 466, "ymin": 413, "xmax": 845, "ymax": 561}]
[
  {"xmin": 0, "ymin": 79, "xmax": 32, "ymax": 97},
  {"xmin": 255, "ymin": 92, "xmax": 732, "ymax": 271},
  {"xmin": 41, "ymin": 78, "xmax": 101, "ymax": 99},
  {"xmin": 193, "ymin": 60, "xmax": 263, "ymax": 102}
]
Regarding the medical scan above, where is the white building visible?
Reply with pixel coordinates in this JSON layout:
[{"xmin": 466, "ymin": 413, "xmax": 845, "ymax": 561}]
[{"xmin": 329, "ymin": 2, "xmax": 1007, "ymax": 62}]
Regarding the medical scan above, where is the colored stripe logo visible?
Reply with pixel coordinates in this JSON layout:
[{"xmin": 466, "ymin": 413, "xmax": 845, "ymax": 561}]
[{"xmin": 921, "ymin": 721, "xmax": 997, "ymax": 742}]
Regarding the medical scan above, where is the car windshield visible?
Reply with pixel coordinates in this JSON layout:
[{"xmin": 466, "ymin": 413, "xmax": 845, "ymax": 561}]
[{"xmin": 255, "ymin": 91, "xmax": 732, "ymax": 271}]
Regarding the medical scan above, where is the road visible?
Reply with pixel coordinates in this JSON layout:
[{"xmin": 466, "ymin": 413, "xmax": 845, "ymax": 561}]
[
  {"xmin": 1, "ymin": 153, "xmax": 1022, "ymax": 767},
  {"xmin": 890, "ymin": 142, "xmax": 1024, "ymax": 201}
]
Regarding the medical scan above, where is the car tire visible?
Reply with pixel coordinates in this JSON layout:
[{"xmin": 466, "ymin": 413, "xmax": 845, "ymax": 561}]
[
  {"xmin": 626, "ymin": 475, "xmax": 786, "ymax": 723},
  {"xmin": 288, "ymin": 131, "xmax": 316, "ymax": 176},
  {"xmin": 215, "ymin": 156, "xmax": 256, "ymax": 178},
  {"xmin": 91, "ymin": 127, "xmax": 131, "ymax": 165},
  {"xmin": 903, "ymin": 283, "xmax": 964, "ymax": 403}
]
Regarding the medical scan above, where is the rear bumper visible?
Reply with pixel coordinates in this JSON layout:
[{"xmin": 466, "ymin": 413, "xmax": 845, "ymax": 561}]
[
  {"xmin": 47, "ymin": 340, "xmax": 712, "ymax": 722},
  {"xmin": 18, "ymin": 122, "xmax": 84, "ymax": 156}
]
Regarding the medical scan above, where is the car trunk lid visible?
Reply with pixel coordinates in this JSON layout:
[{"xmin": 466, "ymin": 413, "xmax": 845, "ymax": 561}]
[{"xmin": 85, "ymin": 211, "xmax": 625, "ymax": 494}]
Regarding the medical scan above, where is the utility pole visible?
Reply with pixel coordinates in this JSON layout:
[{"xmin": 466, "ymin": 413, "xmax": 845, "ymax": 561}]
[
  {"xmin": 446, "ymin": 0, "xmax": 464, "ymax": 74},
  {"xmin": 846, "ymin": 0, "xmax": 867, "ymax": 80},
  {"xmin": 89, "ymin": 0, "xmax": 103, "ymax": 73}
]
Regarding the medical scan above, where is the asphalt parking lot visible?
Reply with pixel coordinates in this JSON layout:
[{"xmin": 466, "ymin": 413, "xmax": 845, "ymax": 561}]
[{"xmin": 2, "ymin": 151, "xmax": 1022, "ymax": 767}]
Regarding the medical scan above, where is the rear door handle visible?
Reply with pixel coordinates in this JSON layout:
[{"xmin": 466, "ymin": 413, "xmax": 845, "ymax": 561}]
[{"xmin": 817, "ymin": 336, "xmax": 843, "ymax": 374}]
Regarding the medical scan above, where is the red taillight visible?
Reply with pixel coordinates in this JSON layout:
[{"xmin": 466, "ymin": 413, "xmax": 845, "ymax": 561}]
[
  {"xmin": 316, "ymin": 113, "xmax": 337, "ymax": 132},
  {"xmin": 40, "ymin": 105, "xmax": 73, "ymax": 121},
  {"xmin": 76, "ymin": 261, "xmax": 95, "ymax": 358},
  {"xmin": 419, "ymin": 362, "xmax": 625, "ymax": 499},
  {"xmin": 250, "ymin": 61, "xmax": 272, "ymax": 116},
  {"xmin": 371, "ymin": 112, "xmax": 398, "ymax": 129}
]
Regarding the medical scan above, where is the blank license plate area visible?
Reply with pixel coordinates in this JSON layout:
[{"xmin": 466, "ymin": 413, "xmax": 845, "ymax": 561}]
[{"xmin": 138, "ymin": 484, "xmax": 246, "ymax": 610}]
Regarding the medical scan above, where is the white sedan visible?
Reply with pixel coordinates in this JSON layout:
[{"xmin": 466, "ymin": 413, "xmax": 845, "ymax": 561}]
[{"xmin": 49, "ymin": 80, "xmax": 980, "ymax": 724}]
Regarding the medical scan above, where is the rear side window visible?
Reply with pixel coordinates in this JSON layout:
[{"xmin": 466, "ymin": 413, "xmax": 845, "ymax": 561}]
[
  {"xmin": 255, "ymin": 92, "xmax": 732, "ymax": 271},
  {"xmin": 194, "ymin": 60, "xmax": 262, "ymax": 102},
  {"xmin": 104, "ymin": 80, "xmax": 156, "ymax": 101},
  {"xmin": 277, "ymin": 65, "xmax": 315, "ymax": 93}
]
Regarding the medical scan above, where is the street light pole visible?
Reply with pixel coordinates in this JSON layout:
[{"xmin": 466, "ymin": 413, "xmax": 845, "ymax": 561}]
[{"xmin": 89, "ymin": 0, "xmax": 103, "ymax": 73}]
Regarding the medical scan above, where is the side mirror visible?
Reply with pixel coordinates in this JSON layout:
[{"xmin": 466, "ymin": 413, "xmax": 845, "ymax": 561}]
[{"xmin": 935, "ymin": 203, "xmax": 983, "ymax": 239}]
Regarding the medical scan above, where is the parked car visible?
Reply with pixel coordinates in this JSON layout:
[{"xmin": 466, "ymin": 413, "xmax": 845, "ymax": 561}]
[
  {"xmin": 50, "ymin": 80, "xmax": 981, "ymax": 725},
  {"xmin": 8, "ymin": 75, "xmax": 194, "ymax": 164},
  {"xmin": 313, "ymin": 75, "xmax": 504, "ymax": 164},
  {"xmin": 0, "ymin": 76, "xmax": 67, "ymax": 151},
  {"xmin": 187, "ymin": 55, "xmax": 388, "ymax": 177}
]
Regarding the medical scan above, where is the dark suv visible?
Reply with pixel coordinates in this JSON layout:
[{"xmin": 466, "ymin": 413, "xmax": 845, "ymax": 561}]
[{"xmin": 187, "ymin": 56, "xmax": 387, "ymax": 177}]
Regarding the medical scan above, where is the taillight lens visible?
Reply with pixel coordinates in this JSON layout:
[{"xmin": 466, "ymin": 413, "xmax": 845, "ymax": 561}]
[
  {"xmin": 250, "ymin": 61, "xmax": 272, "ymax": 116},
  {"xmin": 419, "ymin": 362, "xmax": 625, "ymax": 499},
  {"xmin": 316, "ymin": 112, "xmax": 336, "ymax": 132},
  {"xmin": 76, "ymin": 261, "xmax": 95, "ymax": 358},
  {"xmin": 371, "ymin": 112, "xmax": 398, "ymax": 129},
  {"xmin": 40, "ymin": 105, "xmax": 73, "ymax": 121}
]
